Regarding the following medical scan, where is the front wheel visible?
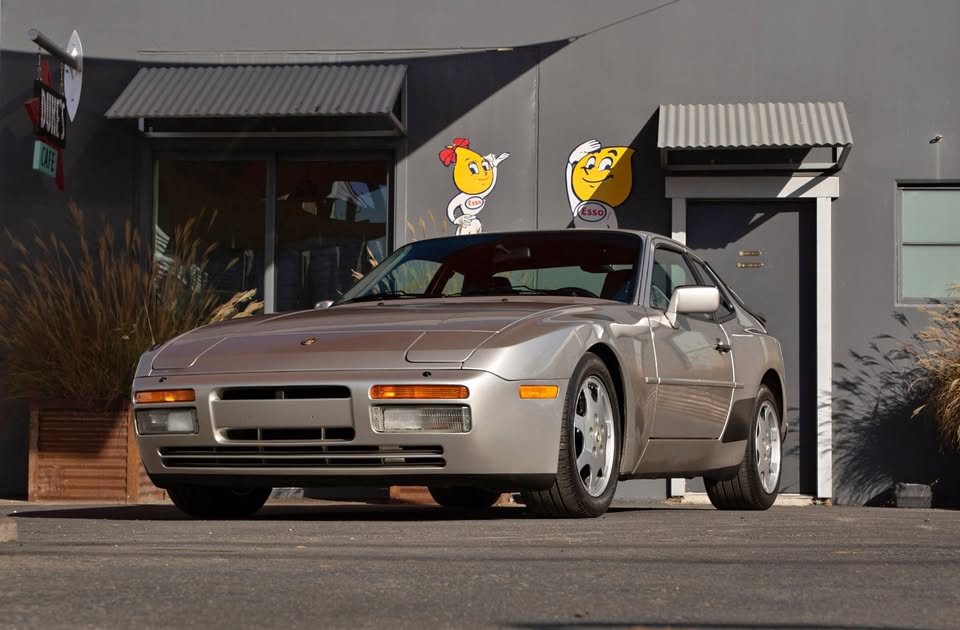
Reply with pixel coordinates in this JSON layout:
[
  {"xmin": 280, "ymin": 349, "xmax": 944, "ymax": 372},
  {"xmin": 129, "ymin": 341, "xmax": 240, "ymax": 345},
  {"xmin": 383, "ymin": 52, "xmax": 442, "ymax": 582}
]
[
  {"xmin": 428, "ymin": 487, "xmax": 502, "ymax": 510},
  {"xmin": 521, "ymin": 353, "xmax": 621, "ymax": 518},
  {"xmin": 705, "ymin": 384, "xmax": 782, "ymax": 510},
  {"xmin": 167, "ymin": 485, "xmax": 271, "ymax": 519}
]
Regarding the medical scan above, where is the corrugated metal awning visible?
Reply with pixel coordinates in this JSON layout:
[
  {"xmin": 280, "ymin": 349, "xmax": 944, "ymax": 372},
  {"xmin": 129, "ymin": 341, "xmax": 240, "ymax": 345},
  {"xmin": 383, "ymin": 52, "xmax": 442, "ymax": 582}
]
[
  {"xmin": 658, "ymin": 102, "xmax": 852, "ymax": 149},
  {"xmin": 106, "ymin": 63, "xmax": 407, "ymax": 134},
  {"xmin": 657, "ymin": 102, "xmax": 852, "ymax": 172}
]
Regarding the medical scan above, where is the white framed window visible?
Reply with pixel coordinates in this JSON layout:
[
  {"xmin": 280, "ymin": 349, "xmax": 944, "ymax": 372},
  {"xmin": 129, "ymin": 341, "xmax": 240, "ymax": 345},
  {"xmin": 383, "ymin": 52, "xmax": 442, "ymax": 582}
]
[{"xmin": 898, "ymin": 185, "xmax": 960, "ymax": 302}]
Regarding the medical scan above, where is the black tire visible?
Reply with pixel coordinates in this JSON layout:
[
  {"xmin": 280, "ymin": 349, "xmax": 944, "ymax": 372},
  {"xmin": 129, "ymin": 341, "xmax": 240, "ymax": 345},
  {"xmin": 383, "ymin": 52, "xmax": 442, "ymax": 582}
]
[
  {"xmin": 428, "ymin": 486, "xmax": 502, "ymax": 509},
  {"xmin": 167, "ymin": 485, "xmax": 271, "ymax": 519},
  {"xmin": 705, "ymin": 384, "xmax": 782, "ymax": 510},
  {"xmin": 521, "ymin": 353, "xmax": 622, "ymax": 518}
]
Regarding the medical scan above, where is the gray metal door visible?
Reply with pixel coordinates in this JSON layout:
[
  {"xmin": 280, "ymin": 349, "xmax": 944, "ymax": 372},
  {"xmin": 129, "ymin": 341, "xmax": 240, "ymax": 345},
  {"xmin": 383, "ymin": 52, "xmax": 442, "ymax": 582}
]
[{"xmin": 687, "ymin": 200, "xmax": 816, "ymax": 495}]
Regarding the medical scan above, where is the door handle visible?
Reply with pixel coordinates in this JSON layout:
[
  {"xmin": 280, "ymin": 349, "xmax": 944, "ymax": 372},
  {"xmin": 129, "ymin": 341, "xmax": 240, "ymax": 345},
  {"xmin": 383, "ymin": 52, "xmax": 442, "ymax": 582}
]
[{"xmin": 714, "ymin": 339, "xmax": 731, "ymax": 354}]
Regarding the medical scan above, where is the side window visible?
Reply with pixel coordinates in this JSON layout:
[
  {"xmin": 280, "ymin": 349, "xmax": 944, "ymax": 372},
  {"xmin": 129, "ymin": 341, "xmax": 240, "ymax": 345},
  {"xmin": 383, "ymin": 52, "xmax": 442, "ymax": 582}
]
[
  {"xmin": 650, "ymin": 248, "xmax": 695, "ymax": 311},
  {"xmin": 898, "ymin": 186, "xmax": 960, "ymax": 302},
  {"xmin": 440, "ymin": 272, "xmax": 464, "ymax": 296},
  {"xmin": 691, "ymin": 258, "xmax": 735, "ymax": 320}
]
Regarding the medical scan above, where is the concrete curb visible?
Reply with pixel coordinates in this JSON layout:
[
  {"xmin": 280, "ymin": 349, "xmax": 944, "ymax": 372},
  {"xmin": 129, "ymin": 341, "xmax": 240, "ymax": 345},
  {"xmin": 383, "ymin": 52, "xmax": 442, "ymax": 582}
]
[
  {"xmin": 678, "ymin": 492, "xmax": 828, "ymax": 507},
  {"xmin": 0, "ymin": 516, "xmax": 16, "ymax": 543}
]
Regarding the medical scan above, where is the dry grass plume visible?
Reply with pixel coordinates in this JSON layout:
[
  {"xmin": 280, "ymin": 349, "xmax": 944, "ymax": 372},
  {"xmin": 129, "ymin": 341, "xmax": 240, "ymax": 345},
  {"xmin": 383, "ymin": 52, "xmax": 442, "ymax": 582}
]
[
  {"xmin": 0, "ymin": 203, "xmax": 259, "ymax": 403},
  {"xmin": 914, "ymin": 283, "xmax": 960, "ymax": 449}
]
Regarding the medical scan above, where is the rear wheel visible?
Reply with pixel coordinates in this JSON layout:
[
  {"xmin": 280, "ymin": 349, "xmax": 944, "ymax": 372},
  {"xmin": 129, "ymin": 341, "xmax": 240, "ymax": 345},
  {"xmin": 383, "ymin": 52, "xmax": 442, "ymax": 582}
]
[
  {"xmin": 705, "ymin": 384, "xmax": 781, "ymax": 510},
  {"xmin": 522, "ymin": 353, "xmax": 621, "ymax": 518},
  {"xmin": 167, "ymin": 485, "xmax": 271, "ymax": 519},
  {"xmin": 428, "ymin": 486, "xmax": 502, "ymax": 509}
]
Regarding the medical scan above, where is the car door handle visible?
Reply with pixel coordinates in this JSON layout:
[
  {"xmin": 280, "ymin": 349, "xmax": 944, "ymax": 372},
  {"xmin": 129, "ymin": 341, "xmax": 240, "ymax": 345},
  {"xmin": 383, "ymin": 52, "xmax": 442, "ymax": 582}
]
[{"xmin": 714, "ymin": 339, "xmax": 731, "ymax": 354}]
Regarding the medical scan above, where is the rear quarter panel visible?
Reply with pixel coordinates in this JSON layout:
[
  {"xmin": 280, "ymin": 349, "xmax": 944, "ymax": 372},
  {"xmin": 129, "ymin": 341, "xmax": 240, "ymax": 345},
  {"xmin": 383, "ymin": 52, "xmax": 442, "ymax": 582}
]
[{"xmin": 724, "ymin": 326, "xmax": 788, "ymax": 440}]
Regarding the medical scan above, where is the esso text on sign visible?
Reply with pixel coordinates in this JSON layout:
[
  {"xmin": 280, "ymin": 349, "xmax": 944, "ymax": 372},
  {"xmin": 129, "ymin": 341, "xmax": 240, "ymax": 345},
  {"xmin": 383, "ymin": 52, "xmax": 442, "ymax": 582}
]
[
  {"xmin": 576, "ymin": 202, "xmax": 608, "ymax": 222},
  {"xmin": 464, "ymin": 196, "xmax": 485, "ymax": 211}
]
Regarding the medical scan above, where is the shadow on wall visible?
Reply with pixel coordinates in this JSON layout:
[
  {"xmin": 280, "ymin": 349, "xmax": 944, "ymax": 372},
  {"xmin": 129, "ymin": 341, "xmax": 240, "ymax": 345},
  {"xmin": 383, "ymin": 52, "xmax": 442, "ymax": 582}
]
[
  {"xmin": 616, "ymin": 112, "xmax": 671, "ymax": 235},
  {"xmin": 406, "ymin": 41, "xmax": 567, "ymax": 155},
  {"xmin": 832, "ymin": 312, "xmax": 960, "ymax": 507},
  {"xmin": 540, "ymin": 110, "xmax": 675, "ymax": 234}
]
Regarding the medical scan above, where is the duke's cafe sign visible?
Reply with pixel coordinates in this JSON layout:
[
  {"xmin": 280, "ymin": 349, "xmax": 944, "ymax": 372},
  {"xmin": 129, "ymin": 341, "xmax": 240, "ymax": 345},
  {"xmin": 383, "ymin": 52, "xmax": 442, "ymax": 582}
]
[
  {"xmin": 25, "ymin": 66, "xmax": 68, "ymax": 187},
  {"xmin": 24, "ymin": 30, "xmax": 83, "ymax": 190},
  {"xmin": 35, "ymin": 80, "xmax": 67, "ymax": 148}
]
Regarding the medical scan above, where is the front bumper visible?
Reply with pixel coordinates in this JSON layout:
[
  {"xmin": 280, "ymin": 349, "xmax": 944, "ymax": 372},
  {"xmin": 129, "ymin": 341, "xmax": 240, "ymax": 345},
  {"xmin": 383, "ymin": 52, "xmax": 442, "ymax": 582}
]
[{"xmin": 133, "ymin": 369, "xmax": 566, "ymax": 490}]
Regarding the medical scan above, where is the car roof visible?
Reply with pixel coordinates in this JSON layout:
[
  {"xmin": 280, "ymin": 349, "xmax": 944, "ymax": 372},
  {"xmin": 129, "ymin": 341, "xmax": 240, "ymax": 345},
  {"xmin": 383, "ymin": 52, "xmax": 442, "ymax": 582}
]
[{"xmin": 408, "ymin": 228, "xmax": 665, "ymax": 246}]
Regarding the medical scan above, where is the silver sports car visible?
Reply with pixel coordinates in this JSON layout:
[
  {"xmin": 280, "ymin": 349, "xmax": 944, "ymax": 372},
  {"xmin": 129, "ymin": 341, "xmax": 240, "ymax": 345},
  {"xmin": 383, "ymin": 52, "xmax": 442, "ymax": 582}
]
[{"xmin": 132, "ymin": 230, "xmax": 786, "ymax": 518}]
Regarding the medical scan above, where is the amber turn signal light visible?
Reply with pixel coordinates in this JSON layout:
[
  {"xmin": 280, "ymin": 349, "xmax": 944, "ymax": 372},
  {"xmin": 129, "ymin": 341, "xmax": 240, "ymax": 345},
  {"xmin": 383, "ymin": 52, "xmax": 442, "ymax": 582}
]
[
  {"xmin": 369, "ymin": 385, "xmax": 469, "ymax": 400},
  {"xmin": 518, "ymin": 385, "xmax": 559, "ymax": 399},
  {"xmin": 134, "ymin": 389, "xmax": 196, "ymax": 404}
]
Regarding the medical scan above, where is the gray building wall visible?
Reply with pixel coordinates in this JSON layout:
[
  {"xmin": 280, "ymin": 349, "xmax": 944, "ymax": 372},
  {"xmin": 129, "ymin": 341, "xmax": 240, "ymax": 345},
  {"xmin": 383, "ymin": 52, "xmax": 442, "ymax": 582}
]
[{"xmin": 2, "ymin": 0, "xmax": 958, "ymax": 503}]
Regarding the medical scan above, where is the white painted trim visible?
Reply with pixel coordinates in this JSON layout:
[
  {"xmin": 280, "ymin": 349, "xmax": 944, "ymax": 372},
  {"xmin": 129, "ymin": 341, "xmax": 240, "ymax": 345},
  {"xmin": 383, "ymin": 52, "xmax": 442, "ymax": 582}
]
[
  {"xmin": 679, "ymin": 492, "xmax": 818, "ymax": 507},
  {"xmin": 816, "ymin": 197, "xmax": 833, "ymax": 498},
  {"xmin": 668, "ymin": 478, "xmax": 686, "ymax": 498},
  {"xmin": 671, "ymin": 197, "xmax": 687, "ymax": 244},
  {"xmin": 666, "ymin": 175, "xmax": 839, "ymax": 200},
  {"xmin": 666, "ymin": 174, "xmax": 837, "ymax": 500}
]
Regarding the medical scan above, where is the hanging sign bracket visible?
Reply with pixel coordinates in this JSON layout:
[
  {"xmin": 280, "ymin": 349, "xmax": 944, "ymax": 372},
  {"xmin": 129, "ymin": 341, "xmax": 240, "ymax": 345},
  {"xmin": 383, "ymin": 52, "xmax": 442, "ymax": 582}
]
[{"xmin": 28, "ymin": 28, "xmax": 82, "ymax": 122}]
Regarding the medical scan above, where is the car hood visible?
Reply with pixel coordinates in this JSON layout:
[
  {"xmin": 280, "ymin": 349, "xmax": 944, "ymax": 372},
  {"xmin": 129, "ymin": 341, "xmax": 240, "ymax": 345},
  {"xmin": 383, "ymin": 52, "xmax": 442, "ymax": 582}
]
[{"xmin": 150, "ymin": 299, "xmax": 579, "ymax": 373}]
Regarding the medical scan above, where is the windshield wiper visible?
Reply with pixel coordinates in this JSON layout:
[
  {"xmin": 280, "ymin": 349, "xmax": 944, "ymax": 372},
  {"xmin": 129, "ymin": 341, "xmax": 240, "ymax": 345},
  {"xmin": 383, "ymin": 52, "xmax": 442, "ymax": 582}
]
[
  {"xmin": 339, "ymin": 290, "xmax": 432, "ymax": 304},
  {"xmin": 443, "ymin": 286, "xmax": 545, "ymax": 297},
  {"xmin": 510, "ymin": 285, "xmax": 552, "ymax": 296}
]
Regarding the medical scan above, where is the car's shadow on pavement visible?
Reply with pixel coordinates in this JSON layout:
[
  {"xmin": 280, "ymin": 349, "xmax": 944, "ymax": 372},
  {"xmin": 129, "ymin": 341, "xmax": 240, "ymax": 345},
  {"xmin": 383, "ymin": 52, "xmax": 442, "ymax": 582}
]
[{"xmin": 8, "ymin": 502, "xmax": 680, "ymax": 522}]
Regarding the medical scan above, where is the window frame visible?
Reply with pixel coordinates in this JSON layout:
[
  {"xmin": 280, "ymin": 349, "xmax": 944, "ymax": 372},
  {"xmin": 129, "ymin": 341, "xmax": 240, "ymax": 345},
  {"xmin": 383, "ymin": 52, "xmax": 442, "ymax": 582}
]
[
  {"xmin": 646, "ymin": 243, "xmax": 731, "ymax": 324},
  {"xmin": 896, "ymin": 182, "xmax": 960, "ymax": 305},
  {"xmin": 687, "ymin": 254, "xmax": 738, "ymax": 324},
  {"xmin": 648, "ymin": 245, "xmax": 695, "ymax": 311}
]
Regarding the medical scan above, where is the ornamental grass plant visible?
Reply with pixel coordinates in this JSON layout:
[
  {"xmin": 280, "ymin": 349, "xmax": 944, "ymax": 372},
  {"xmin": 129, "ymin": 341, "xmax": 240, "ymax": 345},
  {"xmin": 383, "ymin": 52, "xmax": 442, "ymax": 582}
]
[
  {"xmin": 351, "ymin": 210, "xmax": 448, "ymax": 285},
  {"xmin": 0, "ymin": 202, "xmax": 260, "ymax": 404},
  {"xmin": 915, "ymin": 284, "xmax": 960, "ymax": 450}
]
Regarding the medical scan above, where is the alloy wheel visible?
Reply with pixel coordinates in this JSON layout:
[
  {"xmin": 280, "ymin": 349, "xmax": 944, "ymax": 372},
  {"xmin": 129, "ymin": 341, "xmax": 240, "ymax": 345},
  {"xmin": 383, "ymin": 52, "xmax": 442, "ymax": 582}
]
[
  {"xmin": 755, "ymin": 400, "xmax": 781, "ymax": 494},
  {"xmin": 573, "ymin": 375, "xmax": 615, "ymax": 497}
]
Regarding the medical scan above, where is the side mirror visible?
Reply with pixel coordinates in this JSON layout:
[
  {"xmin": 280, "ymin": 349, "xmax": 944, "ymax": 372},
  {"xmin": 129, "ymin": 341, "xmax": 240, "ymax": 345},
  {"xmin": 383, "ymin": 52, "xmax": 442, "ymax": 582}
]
[
  {"xmin": 665, "ymin": 286, "xmax": 720, "ymax": 328},
  {"xmin": 314, "ymin": 300, "xmax": 334, "ymax": 309}
]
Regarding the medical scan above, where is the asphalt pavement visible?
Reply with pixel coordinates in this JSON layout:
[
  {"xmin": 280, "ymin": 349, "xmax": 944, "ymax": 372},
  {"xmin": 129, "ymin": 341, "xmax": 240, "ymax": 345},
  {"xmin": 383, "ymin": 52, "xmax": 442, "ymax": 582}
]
[{"xmin": 1, "ymin": 499, "xmax": 958, "ymax": 629}]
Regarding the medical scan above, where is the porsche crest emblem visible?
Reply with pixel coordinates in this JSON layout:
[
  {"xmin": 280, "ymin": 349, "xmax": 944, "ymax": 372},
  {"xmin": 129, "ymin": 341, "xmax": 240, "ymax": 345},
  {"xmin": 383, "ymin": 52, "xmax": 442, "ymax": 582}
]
[{"xmin": 300, "ymin": 337, "xmax": 318, "ymax": 346}]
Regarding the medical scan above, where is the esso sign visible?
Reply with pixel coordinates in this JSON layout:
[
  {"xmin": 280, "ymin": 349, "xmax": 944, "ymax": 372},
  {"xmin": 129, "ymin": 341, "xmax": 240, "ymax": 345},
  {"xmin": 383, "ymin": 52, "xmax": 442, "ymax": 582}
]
[
  {"xmin": 464, "ymin": 196, "xmax": 484, "ymax": 210},
  {"xmin": 576, "ymin": 203, "xmax": 608, "ymax": 222}
]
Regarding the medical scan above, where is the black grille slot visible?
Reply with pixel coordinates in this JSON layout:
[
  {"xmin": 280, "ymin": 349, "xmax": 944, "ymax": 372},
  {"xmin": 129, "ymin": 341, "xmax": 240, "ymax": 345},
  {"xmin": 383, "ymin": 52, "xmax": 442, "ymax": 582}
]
[
  {"xmin": 221, "ymin": 427, "xmax": 355, "ymax": 441},
  {"xmin": 159, "ymin": 445, "xmax": 445, "ymax": 469},
  {"xmin": 220, "ymin": 386, "xmax": 351, "ymax": 400}
]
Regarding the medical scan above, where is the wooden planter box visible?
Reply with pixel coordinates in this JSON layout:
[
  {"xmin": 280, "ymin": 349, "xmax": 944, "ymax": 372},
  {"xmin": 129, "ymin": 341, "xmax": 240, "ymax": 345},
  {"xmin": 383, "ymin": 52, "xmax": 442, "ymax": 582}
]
[{"xmin": 28, "ymin": 400, "xmax": 165, "ymax": 503}]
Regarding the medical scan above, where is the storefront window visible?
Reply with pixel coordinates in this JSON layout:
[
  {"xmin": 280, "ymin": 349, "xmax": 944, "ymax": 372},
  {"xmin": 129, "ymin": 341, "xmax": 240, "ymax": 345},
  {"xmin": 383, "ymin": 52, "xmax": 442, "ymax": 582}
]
[
  {"xmin": 275, "ymin": 160, "xmax": 389, "ymax": 310},
  {"xmin": 155, "ymin": 157, "xmax": 389, "ymax": 313},
  {"xmin": 155, "ymin": 160, "xmax": 267, "ymax": 302}
]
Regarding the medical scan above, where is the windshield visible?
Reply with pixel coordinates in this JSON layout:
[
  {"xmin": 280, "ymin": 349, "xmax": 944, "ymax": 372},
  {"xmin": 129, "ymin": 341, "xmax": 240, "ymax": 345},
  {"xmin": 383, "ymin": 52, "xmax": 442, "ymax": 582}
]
[{"xmin": 336, "ymin": 231, "xmax": 643, "ymax": 305}]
